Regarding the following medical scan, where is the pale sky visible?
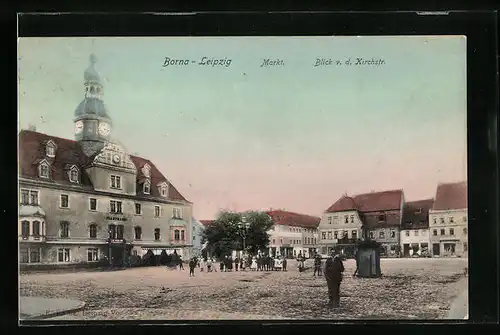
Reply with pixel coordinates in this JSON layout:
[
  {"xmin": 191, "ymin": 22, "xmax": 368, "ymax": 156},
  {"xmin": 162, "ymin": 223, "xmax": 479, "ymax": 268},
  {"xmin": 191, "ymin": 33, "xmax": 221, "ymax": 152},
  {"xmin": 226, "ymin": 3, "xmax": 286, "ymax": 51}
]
[{"xmin": 17, "ymin": 36, "xmax": 467, "ymax": 220}]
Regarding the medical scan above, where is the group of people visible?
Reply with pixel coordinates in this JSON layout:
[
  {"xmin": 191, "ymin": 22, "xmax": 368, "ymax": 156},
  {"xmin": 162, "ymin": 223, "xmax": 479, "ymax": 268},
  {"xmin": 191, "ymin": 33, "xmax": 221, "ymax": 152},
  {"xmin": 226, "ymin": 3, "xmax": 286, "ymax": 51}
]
[
  {"xmin": 184, "ymin": 251, "xmax": 346, "ymax": 309},
  {"xmin": 184, "ymin": 254, "xmax": 294, "ymax": 276}
]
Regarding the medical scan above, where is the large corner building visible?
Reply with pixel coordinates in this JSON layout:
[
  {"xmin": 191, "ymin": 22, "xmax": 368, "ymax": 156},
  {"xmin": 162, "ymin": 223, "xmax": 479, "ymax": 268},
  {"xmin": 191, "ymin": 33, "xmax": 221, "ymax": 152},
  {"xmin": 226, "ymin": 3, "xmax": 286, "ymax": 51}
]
[{"xmin": 18, "ymin": 54, "xmax": 193, "ymax": 267}]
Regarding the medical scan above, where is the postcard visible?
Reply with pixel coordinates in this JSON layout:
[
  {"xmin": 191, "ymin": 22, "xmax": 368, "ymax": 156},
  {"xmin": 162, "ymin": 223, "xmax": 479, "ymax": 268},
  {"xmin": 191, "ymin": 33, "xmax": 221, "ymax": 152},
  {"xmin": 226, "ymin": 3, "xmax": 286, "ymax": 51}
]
[{"xmin": 18, "ymin": 36, "xmax": 467, "ymax": 321}]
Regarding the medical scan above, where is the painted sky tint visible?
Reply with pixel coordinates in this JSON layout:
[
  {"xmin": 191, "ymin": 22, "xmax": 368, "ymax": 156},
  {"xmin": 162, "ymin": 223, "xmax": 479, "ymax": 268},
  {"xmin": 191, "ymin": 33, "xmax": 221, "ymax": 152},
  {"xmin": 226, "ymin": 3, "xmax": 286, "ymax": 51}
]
[{"xmin": 18, "ymin": 36, "xmax": 467, "ymax": 219}]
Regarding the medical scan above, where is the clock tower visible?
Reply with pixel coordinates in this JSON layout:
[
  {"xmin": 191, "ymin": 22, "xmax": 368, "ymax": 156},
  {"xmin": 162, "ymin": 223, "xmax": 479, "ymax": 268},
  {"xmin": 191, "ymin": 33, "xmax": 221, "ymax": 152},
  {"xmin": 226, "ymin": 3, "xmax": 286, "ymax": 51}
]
[{"xmin": 74, "ymin": 54, "xmax": 113, "ymax": 157}]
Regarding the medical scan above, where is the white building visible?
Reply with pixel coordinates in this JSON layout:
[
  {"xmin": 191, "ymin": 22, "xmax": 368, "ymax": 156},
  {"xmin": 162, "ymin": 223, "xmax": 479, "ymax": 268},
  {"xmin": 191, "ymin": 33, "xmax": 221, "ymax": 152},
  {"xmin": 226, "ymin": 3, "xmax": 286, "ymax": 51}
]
[
  {"xmin": 266, "ymin": 210, "xmax": 320, "ymax": 258},
  {"xmin": 400, "ymin": 199, "xmax": 434, "ymax": 256},
  {"xmin": 429, "ymin": 181, "xmax": 468, "ymax": 257}
]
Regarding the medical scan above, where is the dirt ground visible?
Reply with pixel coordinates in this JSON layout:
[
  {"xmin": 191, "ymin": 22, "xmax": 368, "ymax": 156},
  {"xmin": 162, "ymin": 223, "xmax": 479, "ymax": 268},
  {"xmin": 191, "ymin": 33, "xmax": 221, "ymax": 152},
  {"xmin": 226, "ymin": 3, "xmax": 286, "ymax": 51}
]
[{"xmin": 19, "ymin": 258, "xmax": 468, "ymax": 320}]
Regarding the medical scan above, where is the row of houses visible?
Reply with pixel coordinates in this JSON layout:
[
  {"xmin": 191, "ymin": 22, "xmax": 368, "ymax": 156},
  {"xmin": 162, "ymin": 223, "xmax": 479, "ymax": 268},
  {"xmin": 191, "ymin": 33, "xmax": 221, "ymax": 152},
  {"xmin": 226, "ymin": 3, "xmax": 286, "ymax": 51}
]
[
  {"xmin": 199, "ymin": 181, "xmax": 468, "ymax": 258},
  {"xmin": 317, "ymin": 181, "xmax": 468, "ymax": 258}
]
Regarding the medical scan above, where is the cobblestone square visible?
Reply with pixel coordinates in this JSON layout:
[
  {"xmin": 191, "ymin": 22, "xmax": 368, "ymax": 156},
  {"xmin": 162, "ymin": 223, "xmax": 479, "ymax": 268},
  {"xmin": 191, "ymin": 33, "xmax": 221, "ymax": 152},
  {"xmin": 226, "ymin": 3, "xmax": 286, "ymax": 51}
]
[{"xmin": 20, "ymin": 258, "xmax": 467, "ymax": 320}]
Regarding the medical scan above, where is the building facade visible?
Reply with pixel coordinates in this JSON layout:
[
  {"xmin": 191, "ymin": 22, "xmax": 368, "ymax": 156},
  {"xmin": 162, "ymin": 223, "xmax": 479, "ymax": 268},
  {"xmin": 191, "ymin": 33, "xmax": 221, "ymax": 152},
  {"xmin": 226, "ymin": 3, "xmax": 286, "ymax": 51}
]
[
  {"xmin": 318, "ymin": 196, "xmax": 363, "ymax": 255},
  {"xmin": 266, "ymin": 210, "xmax": 320, "ymax": 258},
  {"xmin": 400, "ymin": 199, "xmax": 434, "ymax": 257},
  {"xmin": 429, "ymin": 181, "xmax": 468, "ymax": 258},
  {"xmin": 191, "ymin": 217, "xmax": 204, "ymax": 257},
  {"xmin": 18, "ymin": 54, "xmax": 194, "ymax": 267},
  {"xmin": 319, "ymin": 190, "xmax": 404, "ymax": 257}
]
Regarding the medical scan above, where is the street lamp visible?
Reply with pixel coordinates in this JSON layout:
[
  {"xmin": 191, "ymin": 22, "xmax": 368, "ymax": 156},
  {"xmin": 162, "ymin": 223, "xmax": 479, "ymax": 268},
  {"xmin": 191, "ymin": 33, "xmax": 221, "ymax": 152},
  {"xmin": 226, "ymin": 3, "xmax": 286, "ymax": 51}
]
[
  {"xmin": 108, "ymin": 229, "xmax": 112, "ymax": 267},
  {"xmin": 237, "ymin": 216, "xmax": 250, "ymax": 258}
]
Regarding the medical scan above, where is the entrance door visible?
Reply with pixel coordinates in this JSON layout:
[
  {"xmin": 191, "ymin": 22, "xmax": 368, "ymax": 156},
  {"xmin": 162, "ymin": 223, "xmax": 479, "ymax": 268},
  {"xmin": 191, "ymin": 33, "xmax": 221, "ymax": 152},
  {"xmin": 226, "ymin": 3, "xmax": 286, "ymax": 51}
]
[
  {"xmin": 432, "ymin": 243, "xmax": 440, "ymax": 256},
  {"xmin": 403, "ymin": 244, "xmax": 410, "ymax": 257},
  {"xmin": 111, "ymin": 245, "xmax": 124, "ymax": 267}
]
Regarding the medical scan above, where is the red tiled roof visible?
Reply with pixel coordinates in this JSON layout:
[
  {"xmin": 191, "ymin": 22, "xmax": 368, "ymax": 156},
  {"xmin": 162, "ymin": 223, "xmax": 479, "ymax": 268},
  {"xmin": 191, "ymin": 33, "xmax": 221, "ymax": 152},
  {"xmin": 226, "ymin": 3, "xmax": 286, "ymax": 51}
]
[
  {"xmin": 402, "ymin": 199, "xmax": 434, "ymax": 229},
  {"xmin": 265, "ymin": 210, "xmax": 320, "ymax": 229},
  {"xmin": 18, "ymin": 130, "xmax": 188, "ymax": 202},
  {"xmin": 326, "ymin": 196, "xmax": 357, "ymax": 212},
  {"xmin": 326, "ymin": 190, "xmax": 404, "ymax": 213},
  {"xmin": 432, "ymin": 181, "xmax": 467, "ymax": 210},
  {"xmin": 200, "ymin": 220, "xmax": 215, "ymax": 226}
]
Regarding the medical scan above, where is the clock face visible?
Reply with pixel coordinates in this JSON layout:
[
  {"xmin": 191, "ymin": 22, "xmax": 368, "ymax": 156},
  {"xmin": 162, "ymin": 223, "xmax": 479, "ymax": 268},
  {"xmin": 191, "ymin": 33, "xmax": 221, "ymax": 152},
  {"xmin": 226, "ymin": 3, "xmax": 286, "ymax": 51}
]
[
  {"xmin": 98, "ymin": 122, "xmax": 111, "ymax": 136},
  {"xmin": 112, "ymin": 154, "xmax": 120, "ymax": 164},
  {"xmin": 74, "ymin": 121, "xmax": 84, "ymax": 134}
]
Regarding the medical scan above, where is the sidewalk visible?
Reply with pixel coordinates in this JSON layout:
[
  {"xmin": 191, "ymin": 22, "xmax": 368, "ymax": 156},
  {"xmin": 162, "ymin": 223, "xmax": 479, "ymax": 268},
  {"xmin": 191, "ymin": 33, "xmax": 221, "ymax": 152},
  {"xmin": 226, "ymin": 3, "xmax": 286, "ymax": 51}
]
[
  {"xmin": 19, "ymin": 297, "xmax": 86, "ymax": 320},
  {"xmin": 444, "ymin": 277, "xmax": 468, "ymax": 320}
]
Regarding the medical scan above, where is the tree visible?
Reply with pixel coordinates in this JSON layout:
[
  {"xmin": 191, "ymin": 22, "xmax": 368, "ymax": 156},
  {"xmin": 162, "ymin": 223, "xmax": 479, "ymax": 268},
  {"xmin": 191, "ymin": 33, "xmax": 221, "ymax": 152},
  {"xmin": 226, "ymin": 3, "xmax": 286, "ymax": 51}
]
[{"xmin": 201, "ymin": 210, "xmax": 274, "ymax": 259}]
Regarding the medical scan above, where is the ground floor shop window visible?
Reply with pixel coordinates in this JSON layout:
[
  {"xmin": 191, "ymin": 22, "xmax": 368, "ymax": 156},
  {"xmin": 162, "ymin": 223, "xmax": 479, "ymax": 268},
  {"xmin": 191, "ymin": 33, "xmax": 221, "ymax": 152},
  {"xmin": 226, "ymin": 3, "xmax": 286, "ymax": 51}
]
[
  {"xmin": 87, "ymin": 248, "xmax": 99, "ymax": 262},
  {"xmin": 30, "ymin": 248, "xmax": 41, "ymax": 263},
  {"xmin": 20, "ymin": 248, "xmax": 29, "ymax": 263},
  {"xmin": 58, "ymin": 248, "xmax": 71, "ymax": 262},
  {"xmin": 19, "ymin": 247, "xmax": 41, "ymax": 263},
  {"xmin": 443, "ymin": 243, "xmax": 456, "ymax": 255}
]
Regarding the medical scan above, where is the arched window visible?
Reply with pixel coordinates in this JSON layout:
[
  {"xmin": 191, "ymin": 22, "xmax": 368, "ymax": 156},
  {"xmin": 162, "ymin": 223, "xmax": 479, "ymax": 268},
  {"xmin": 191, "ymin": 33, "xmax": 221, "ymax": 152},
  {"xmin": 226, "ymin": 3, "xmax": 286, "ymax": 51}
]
[
  {"xmin": 21, "ymin": 220, "xmax": 30, "ymax": 239},
  {"xmin": 90, "ymin": 86, "xmax": 95, "ymax": 93},
  {"xmin": 89, "ymin": 224, "xmax": 97, "ymax": 239},
  {"xmin": 32, "ymin": 221, "xmax": 40, "ymax": 237},
  {"xmin": 42, "ymin": 221, "xmax": 45, "ymax": 236},
  {"xmin": 174, "ymin": 229, "xmax": 180, "ymax": 241},
  {"xmin": 180, "ymin": 230, "xmax": 185, "ymax": 241},
  {"xmin": 463, "ymin": 228, "xmax": 467, "ymax": 235},
  {"xmin": 69, "ymin": 168, "xmax": 79, "ymax": 183}
]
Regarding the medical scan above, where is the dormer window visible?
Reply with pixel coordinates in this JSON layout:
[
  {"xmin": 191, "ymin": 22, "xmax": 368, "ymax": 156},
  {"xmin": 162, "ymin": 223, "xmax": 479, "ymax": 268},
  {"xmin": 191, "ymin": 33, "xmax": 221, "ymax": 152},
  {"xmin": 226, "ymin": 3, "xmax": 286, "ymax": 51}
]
[
  {"xmin": 415, "ymin": 208, "xmax": 422, "ymax": 214},
  {"xmin": 68, "ymin": 166, "xmax": 79, "ymax": 183},
  {"xmin": 38, "ymin": 161, "xmax": 50, "ymax": 179},
  {"xmin": 143, "ymin": 180, "xmax": 151, "ymax": 194},
  {"xmin": 142, "ymin": 164, "xmax": 151, "ymax": 178},
  {"xmin": 45, "ymin": 141, "xmax": 56, "ymax": 158},
  {"xmin": 157, "ymin": 182, "xmax": 168, "ymax": 198}
]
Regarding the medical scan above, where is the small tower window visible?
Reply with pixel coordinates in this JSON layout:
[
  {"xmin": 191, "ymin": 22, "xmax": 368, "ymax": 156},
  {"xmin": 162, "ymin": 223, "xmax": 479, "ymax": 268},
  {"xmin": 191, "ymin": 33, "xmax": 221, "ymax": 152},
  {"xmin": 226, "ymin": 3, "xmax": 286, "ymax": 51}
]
[
  {"xmin": 96, "ymin": 87, "xmax": 100, "ymax": 93},
  {"xmin": 90, "ymin": 86, "xmax": 95, "ymax": 93}
]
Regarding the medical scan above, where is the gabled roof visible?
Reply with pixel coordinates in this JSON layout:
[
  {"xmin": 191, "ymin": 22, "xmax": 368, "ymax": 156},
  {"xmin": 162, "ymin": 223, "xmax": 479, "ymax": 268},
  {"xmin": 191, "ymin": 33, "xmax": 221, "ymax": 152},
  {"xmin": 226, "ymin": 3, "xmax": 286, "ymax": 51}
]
[
  {"xmin": 18, "ymin": 130, "xmax": 188, "ymax": 202},
  {"xmin": 432, "ymin": 181, "xmax": 467, "ymax": 211},
  {"xmin": 326, "ymin": 189, "xmax": 404, "ymax": 213},
  {"xmin": 266, "ymin": 210, "xmax": 320, "ymax": 229},
  {"xmin": 402, "ymin": 199, "xmax": 434, "ymax": 229}
]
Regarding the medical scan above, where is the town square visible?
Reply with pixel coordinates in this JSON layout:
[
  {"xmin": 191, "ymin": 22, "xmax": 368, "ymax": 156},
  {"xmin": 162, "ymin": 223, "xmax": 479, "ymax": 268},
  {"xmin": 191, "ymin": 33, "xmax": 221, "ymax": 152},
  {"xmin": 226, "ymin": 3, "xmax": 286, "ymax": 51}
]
[
  {"xmin": 21, "ymin": 258, "xmax": 467, "ymax": 320},
  {"xmin": 18, "ymin": 36, "xmax": 467, "ymax": 321}
]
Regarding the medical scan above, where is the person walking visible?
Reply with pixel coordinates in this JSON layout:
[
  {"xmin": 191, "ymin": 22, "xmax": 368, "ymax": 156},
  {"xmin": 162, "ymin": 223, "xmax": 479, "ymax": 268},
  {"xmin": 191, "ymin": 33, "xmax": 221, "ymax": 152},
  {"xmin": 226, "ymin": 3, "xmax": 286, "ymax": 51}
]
[
  {"xmin": 219, "ymin": 258, "xmax": 225, "ymax": 272},
  {"xmin": 178, "ymin": 256, "xmax": 184, "ymax": 270},
  {"xmin": 324, "ymin": 253, "xmax": 345, "ymax": 308},
  {"xmin": 353, "ymin": 248, "xmax": 360, "ymax": 277},
  {"xmin": 234, "ymin": 256, "xmax": 240, "ymax": 271},
  {"xmin": 188, "ymin": 257, "xmax": 196, "ymax": 277},
  {"xmin": 313, "ymin": 254, "xmax": 322, "ymax": 276},
  {"xmin": 282, "ymin": 257, "xmax": 287, "ymax": 271}
]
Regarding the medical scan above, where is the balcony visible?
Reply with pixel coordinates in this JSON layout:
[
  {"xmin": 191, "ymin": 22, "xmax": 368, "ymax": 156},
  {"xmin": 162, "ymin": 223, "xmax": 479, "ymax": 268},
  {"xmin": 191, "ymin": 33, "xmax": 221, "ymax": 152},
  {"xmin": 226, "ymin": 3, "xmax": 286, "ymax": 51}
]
[{"xmin": 19, "ymin": 235, "xmax": 46, "ymax": 243}]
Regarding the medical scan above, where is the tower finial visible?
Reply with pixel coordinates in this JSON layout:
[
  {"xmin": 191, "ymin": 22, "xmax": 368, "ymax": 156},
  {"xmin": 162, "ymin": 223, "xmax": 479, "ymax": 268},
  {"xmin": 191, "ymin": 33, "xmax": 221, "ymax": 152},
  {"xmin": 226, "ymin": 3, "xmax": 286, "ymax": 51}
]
[{"xmin": 90, "ymin": 53, "xmax": 97, "ymax": 66}]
